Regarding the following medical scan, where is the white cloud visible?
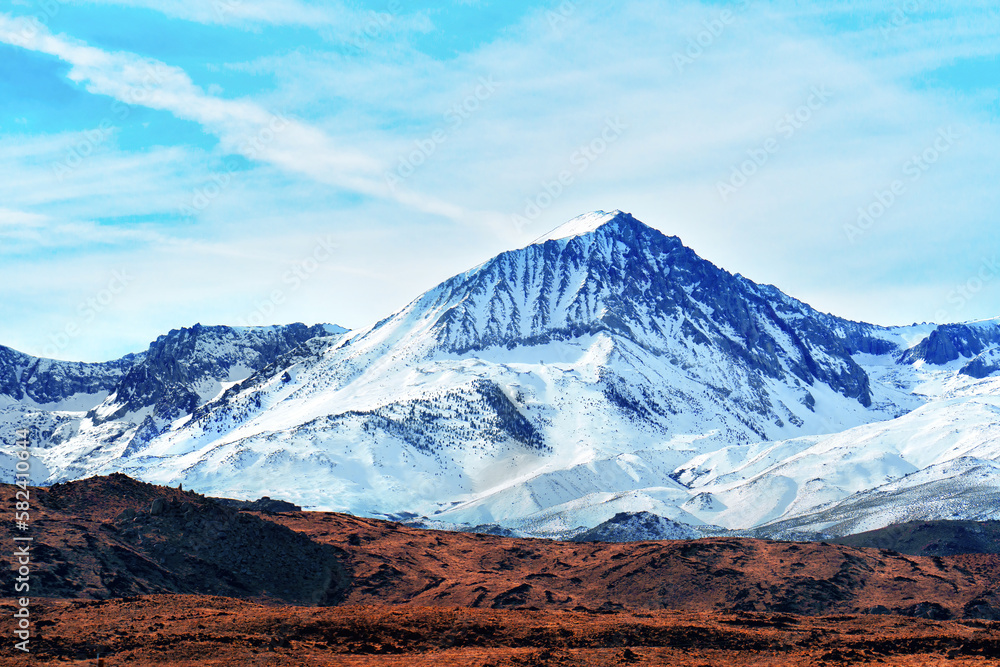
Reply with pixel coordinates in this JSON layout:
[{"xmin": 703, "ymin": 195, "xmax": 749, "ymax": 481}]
[
  {"xmin": 0, "ymin": 208, "xmax": 47, "ymax": 229},
  {"xmin": 1, "ymin": 138, "xmax": 184, "ymax": 204}
]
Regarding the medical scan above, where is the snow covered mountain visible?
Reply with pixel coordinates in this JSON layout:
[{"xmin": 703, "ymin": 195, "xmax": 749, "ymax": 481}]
[
  {"xmin": 4, "ymin": 211, "xmax": 999, "ymax": 538},
  {"xmin": 0, "ymin": 323, "xmax": 346, "ymax": 482}
]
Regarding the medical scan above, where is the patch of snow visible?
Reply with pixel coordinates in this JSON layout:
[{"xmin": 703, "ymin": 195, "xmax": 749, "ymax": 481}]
[{"xmin": 529, "ymin": 210, "xmax": 623, "ymax": 245}]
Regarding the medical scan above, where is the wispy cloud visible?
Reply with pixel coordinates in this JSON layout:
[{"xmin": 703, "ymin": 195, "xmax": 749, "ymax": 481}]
[{"xmin": 0, "ymin": 12, "xmax": 468, "ymax": 220}]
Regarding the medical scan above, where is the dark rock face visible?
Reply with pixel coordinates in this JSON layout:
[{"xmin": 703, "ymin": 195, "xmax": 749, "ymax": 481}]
[
  {"xmin": 900, "ymin": 601, "xmax": 953, "ymax": 620},
  {"xmin": 0, "ymin": 324, "xmax": 344, "ymax": 455},
  {"xmin": 900, "ymin": 324, "xmax": 1000, "ymax": 365},
  {"xmin": 831, "ymin": 519, "xmax": 1000, "ymax": 557},
  {"xmin": 0, "ymin": 324, "xmax": 342, "ymax": 421},
  {"xmin": 964, "ymin": 593, "xmax": 1000, "ymax": 620},
  {"xmin": 961, "ymin": 348, "xmax": 1000, "ymax": 379},
  {"xmin": 212, "ymin": 495, "xmax": 303, "ymax": 513},
  {"xmin": 0, "ymin": 345, "xmax": 138, "ymax": 406},
  {"xmin": 18, "ymin": 474, "xmax": 350, "ymax": 605}
]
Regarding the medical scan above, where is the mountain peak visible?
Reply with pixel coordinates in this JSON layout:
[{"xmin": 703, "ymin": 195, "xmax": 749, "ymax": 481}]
[{"xmin": 529, "ymin": 210, "xmax": 630, "ymax": 246}]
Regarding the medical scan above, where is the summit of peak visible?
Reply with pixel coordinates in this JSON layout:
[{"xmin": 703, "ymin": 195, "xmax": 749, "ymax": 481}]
[{"xmin": 528, "ymin": 210, "xmax": 633, "ymax": 246}]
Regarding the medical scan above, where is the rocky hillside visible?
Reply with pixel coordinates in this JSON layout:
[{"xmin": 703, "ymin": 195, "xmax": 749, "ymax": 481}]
[{"xmin": 0, "ymin": 345, "xmax": 139, "ymax": 409}]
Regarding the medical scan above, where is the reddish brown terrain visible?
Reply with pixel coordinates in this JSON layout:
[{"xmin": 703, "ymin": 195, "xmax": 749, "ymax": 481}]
[
  {"xmin": 6, "ymin": 597, "xmax": 1000, "ymax": 666},
  {"xmin": 5, "ymin": 474, "xmax": 1000, "ymax": 665}
]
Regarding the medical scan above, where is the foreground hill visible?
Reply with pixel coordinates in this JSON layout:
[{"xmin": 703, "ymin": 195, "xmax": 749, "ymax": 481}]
[
  {"xmin": 9, "ymin": 474, "xmax": 348, "ymax": 604},
  {"xmin": 8, "ymin": 475, "xmax": 1000, "ymax": 665},
  {"xmin": 8, "ymin": 475, "xmax": 1000, "ymax": 621}
]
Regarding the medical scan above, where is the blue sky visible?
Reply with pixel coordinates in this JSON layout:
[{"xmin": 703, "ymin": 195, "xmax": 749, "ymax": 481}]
[{"xmin": 1, "ymin": 0, "xmax": 998, "ymax": 361}]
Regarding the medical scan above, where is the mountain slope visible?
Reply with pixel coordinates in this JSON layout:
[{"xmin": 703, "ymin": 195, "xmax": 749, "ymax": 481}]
[{"xmin": 678, "ymin": 388, "xmax": 1000, "ymax": 535}]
